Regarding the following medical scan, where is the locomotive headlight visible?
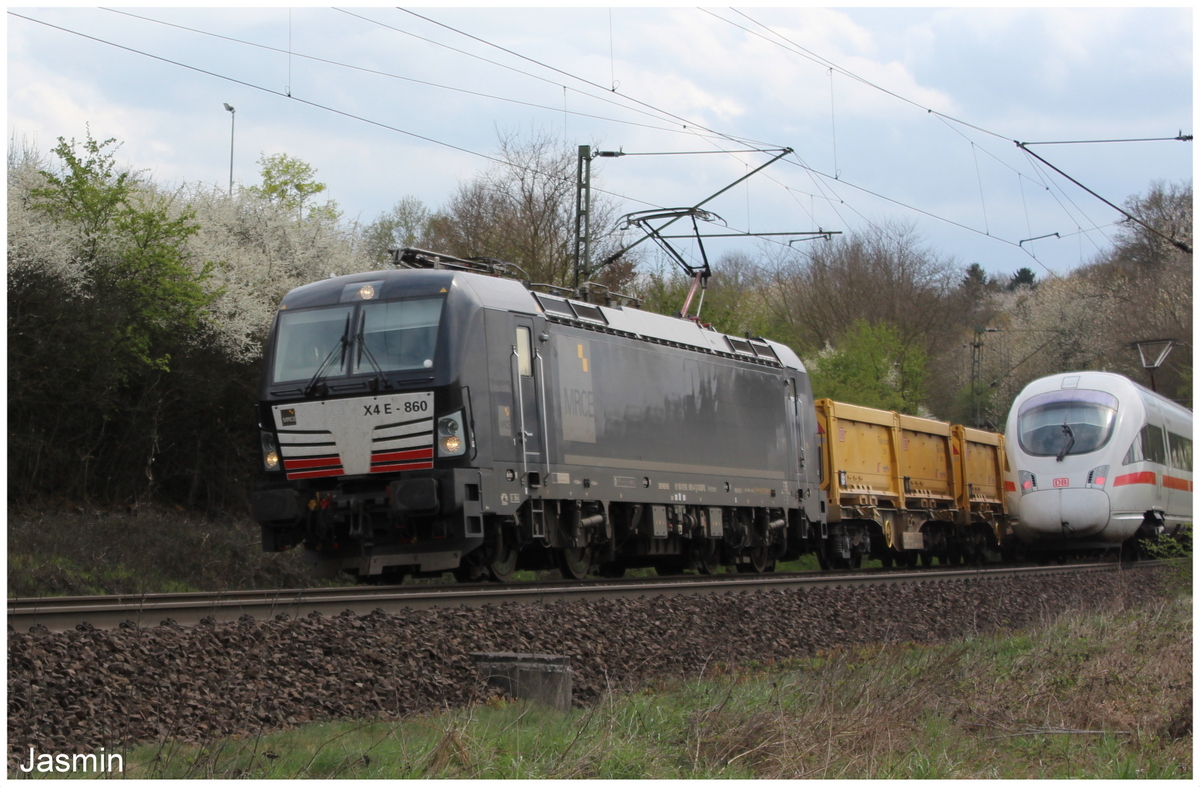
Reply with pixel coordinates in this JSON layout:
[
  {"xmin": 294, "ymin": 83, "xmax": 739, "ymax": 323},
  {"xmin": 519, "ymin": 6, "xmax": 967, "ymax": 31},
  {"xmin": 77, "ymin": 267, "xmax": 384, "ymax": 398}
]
[
  {"xmin": 437, "ymin": 411, "xmax": 467, "ymax": 457},
  {"xmin": 1087, "ymin": 465, "xmax": 1109, "ymax": 489},
  {"xmin": 261, "ymin": 431, "xmax": 281, "ymax": 471},
  {"xmin": 1017, "ymin": 470, "xmax": 1037, "ymax": 494}
]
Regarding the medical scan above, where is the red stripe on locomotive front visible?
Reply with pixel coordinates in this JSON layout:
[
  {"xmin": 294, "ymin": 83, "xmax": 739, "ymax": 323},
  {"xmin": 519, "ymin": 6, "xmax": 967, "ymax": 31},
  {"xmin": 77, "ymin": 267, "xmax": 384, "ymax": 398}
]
[
  {"xmin": 284, "ymin": 455, "xmax": 343, "ymax": 470},
  {"xmin": 286, "ymin": 467, "xmax": 345, "ymax": 480},
  {"xmin": 370, "ymin": 447, "xmax": 434, "ymax": 464},
  {"xmin": 370, "ymin": 461, "xmax": 434, "ymax": 474},
  {"xmin": 1163, "ymin": 475, "xmax": 1192, "ymax": 492}
]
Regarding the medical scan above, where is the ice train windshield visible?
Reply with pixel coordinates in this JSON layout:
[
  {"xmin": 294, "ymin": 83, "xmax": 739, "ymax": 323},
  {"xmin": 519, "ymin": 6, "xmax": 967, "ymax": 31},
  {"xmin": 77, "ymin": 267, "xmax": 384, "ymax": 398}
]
[{"xmin": 1017, "ymin": 389, "xmax": 1118, "ymax": 458}]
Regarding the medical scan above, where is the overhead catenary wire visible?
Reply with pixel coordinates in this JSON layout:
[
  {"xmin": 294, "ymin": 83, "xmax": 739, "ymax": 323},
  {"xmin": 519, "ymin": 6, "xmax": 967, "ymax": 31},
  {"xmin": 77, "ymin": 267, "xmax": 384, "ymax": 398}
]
[
  {"xmin": 99, "ymin": 8, "xmax": 718, "ymax": 141},
  {"xmin": 104, "ymin": 4, "xmax": 886, "ymax": 251},
  {"xmin": 393, "ymin": 7, "xmax": 783, "ymax": 155},
  {"xmin": 9, "ymin": 10, "xmax": 668, "ymax": 219},
  {"xmin": 713, "ymin": 8, "xmax": 1014, "ymax": 143},
  {"xmin": 1016, "ymin": 141, "xmax": 1193, "ymax": 254},
  {"xmin": 337, "ymin": 8, "xmax": 719, "ymax": 138},
  {"xmin": 26, "ymin": 11, "xmax": 812, "ymax": 260},
  {"xmin": 190, "ymin": 5, "xmax": 1179, "ymax": 273},
  {"xmin": 704, "ymin": 7, "xmax": 1189, "ymax": 274},
  {"xmin": 16, "ymin": 8, "xmax": 1185, "ymax": 279}
]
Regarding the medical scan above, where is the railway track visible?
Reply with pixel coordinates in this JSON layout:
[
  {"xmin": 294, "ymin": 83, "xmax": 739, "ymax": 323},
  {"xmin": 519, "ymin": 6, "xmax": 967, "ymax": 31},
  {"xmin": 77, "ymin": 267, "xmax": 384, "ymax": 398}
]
[{"xmin": 8, "ymin": 561, "xmax": 1148, "ymax": 633}]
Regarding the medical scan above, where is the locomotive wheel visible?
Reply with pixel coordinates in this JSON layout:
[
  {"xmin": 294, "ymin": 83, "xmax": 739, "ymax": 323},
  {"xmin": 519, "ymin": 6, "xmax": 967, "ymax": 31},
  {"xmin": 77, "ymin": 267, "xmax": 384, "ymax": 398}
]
[
  {"xmin": 695, "ymin": 540, "xmax": 721, "ymax": 575},
  {"xmin": 558, "ymin": 547, "xmax": 592, "ymax": 580},
  {"xmin": 488, "ymin": 538, "xmax": 519, "ymax": 582},
  {"xmin": 737, "ymin": 546, "xmax": 773, "ymax": 574},
  {"xmin": 484, "ymin": 525, "xmax": 518, "ymax": 580}
]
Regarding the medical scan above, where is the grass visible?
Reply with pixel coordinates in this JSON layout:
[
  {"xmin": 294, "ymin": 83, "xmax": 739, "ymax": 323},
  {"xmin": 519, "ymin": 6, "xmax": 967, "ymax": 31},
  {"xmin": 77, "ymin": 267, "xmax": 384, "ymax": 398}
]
[
  {"xmin": 87, "ymin": 592, "xmax": 1191, "ymax": 779},
  {"xmin": 5, "ymin": 504, "xmax": 833, "ymax": 598},
  {"xmin": 7, "ymin": 505, "xmax": 338, "ymax": 598}
]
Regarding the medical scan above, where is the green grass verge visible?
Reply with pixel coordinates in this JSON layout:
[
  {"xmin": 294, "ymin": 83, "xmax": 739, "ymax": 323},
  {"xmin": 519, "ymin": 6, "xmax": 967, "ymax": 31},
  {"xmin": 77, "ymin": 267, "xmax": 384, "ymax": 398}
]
[
  {"xmin": 97, "ymin": 594, "xmax": 1191, "ymax": 779},
  {"xmin": 7, "ymin": 506, "xmax": 339, "ymax": 597}
]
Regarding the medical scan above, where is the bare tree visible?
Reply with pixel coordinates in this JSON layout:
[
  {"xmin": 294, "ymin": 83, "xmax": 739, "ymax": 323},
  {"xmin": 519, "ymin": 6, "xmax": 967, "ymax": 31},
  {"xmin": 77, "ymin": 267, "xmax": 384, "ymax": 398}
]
[
  {"xmin": 955, "ymin": 181, "xmax": 1192, "ymax": 418},
  {"xmin": 424, "ymin": 130, "xmax": 632, "ymax": 289},
  {"xmin": 361, "ymin": 195, "xmax": 432, "ymax": 267},
  {"xmin": 762, "ymin": 222, "xmax": 965, "ymax": 358}
]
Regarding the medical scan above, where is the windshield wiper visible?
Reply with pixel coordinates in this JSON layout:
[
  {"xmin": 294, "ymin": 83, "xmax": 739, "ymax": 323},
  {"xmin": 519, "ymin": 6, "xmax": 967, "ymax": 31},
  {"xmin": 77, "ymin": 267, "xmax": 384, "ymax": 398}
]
[
  {"xmin": 304, "ymin": 314, "xmax": 351, "ymax": 397},
  {"xmin": 355, "ymin": 312, "xmax": 391, "ymax": 391},
  {"xmin": 1056, "ymin": 423, "xmax": 1075, "ymax": 462}
]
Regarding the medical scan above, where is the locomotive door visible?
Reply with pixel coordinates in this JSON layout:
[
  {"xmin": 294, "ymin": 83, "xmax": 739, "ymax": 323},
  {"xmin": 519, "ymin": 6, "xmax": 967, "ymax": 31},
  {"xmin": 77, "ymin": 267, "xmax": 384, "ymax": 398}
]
[
  {"xmin": 786, "ymin": 377, "xmax": 802, "ymax": 491},
  {"xmin": 511, "ymin": 316, "xmax": 546, "ymax": 486}
]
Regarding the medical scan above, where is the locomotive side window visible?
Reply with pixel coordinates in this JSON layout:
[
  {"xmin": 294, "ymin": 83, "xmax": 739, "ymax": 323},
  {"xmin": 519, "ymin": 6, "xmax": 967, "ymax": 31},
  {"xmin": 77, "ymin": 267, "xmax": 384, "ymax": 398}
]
[
  {"xmin": 1017, "ymin": 389, "xmax": 1118, "ymax": 457},
  {"xmin": 272, "ymin": 305, "xmax": 353, "ymax": 383},
  {"xmin": 1168, "ymin": 432, "xmax": 1192, "ymax": 471},
  {"xmin": 1123, "ymin": 423, "xmax": 1167, "ymax": 466},
  {"xmin": 353, "ymin": 297, "xmax": 443, "ymax": 374},
  {"xmin": 516, "ymin": 326, "xmax": 533, "ymax": 377}
]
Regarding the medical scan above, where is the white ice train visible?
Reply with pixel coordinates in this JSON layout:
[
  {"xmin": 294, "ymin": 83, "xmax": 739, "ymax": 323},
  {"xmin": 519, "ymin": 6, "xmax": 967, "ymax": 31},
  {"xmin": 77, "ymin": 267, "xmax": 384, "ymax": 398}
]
[{"xmin": 1005, "ymin": 371, "xmax": 1192, "ymax": 555}]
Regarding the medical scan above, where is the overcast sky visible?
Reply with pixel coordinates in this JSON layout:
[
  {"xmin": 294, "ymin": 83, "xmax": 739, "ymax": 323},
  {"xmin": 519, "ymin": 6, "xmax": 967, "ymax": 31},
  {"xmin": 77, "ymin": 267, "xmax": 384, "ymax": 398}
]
[{"xmin": 7, "ymin": 5, "xmax": 1193, "ymax": 281}]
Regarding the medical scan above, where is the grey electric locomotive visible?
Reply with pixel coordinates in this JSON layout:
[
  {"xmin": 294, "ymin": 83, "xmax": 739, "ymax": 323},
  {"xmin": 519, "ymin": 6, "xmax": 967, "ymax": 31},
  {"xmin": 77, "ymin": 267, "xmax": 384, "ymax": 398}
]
[{"xmin": 251, "ymin": 249, "xmax": 824, "ymax": 582}]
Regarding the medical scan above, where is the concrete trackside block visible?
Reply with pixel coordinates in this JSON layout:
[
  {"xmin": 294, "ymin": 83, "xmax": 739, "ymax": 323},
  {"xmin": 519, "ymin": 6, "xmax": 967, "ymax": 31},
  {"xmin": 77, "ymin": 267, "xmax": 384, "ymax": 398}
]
[{"xmin": 470, "ymin": 652, "xmax": 572, "ymax": 712}]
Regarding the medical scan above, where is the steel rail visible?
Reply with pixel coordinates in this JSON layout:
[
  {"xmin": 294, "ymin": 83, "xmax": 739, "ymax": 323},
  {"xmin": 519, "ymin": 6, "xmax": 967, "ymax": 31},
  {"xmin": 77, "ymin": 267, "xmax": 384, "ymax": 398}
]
[{"xmin": 8, "ymin": 562, "xmax": 1151, "ymax": 633}]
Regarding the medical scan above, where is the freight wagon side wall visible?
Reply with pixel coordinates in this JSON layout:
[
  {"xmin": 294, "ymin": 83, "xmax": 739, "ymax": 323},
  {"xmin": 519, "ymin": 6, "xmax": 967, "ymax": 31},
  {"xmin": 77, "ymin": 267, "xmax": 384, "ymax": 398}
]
[
  {"xmin": 815, "ymin": 400, "xmax": 902, "ymax": 507},
  {"xmin": 897, "ymin": 414, "xmax": 956, "ymax": 504},
  {"xmin": 955, "ymin": 426, "xmax": 1007, "ymax": 509}
]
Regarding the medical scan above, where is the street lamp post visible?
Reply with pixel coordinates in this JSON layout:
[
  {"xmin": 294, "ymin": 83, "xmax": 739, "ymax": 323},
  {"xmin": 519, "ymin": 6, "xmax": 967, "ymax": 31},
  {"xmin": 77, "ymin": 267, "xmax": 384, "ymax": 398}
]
[{"xmin": 223, "ymin": 103, "xmax": 236, "ymax": 196}]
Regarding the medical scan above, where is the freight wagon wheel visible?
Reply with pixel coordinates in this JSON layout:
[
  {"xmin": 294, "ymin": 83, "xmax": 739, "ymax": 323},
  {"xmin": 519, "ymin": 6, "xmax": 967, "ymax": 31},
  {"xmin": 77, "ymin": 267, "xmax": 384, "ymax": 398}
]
[
  {"xmin": 920, "ymin": 552, "xmax": 933, "ymax": 568},
  {"xmin": 826, "ymin": 552, "xmax": 861, "ymax": 570},
  {"xmin": 558, "ymin": 547, "xmax": 592, "ymax": 580},
  {"xmin": 880, "ymin": 553, "xmax": 894, "ymax": 569}
]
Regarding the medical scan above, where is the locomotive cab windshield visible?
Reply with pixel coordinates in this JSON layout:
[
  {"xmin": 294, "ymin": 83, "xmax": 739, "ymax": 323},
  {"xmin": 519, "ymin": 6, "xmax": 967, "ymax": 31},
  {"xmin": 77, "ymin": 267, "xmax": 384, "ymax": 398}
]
[
  {"xmin": 269, "ymin": 295, "xmax": 445, "ymax": 391},
  {"xmin": 1016, "ymin": 389, "xmax": 1118, "ymax": 458}
]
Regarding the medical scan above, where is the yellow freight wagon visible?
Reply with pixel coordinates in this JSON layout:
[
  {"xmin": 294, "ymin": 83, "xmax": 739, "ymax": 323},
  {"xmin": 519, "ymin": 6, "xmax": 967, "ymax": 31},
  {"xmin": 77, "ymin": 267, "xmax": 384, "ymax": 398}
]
[{"xmin": 815, "ymin": 399, "xmax": 1011, "ymax": 568}]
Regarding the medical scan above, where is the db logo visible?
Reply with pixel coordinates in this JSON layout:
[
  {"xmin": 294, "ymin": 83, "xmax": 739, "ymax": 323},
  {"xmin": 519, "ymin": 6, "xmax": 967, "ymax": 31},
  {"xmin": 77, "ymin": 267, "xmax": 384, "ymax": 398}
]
[{"xmin": 1053, "ymin": 477, "xmax": 1070, "ymax": 488}]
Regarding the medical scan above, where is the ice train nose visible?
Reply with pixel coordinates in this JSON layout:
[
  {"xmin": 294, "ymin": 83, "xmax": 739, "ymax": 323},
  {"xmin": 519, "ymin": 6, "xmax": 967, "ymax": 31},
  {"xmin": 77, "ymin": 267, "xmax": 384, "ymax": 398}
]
[{"xmin": 1015, "ymin": 488, "xmax": 1110, "ymax": 542}]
